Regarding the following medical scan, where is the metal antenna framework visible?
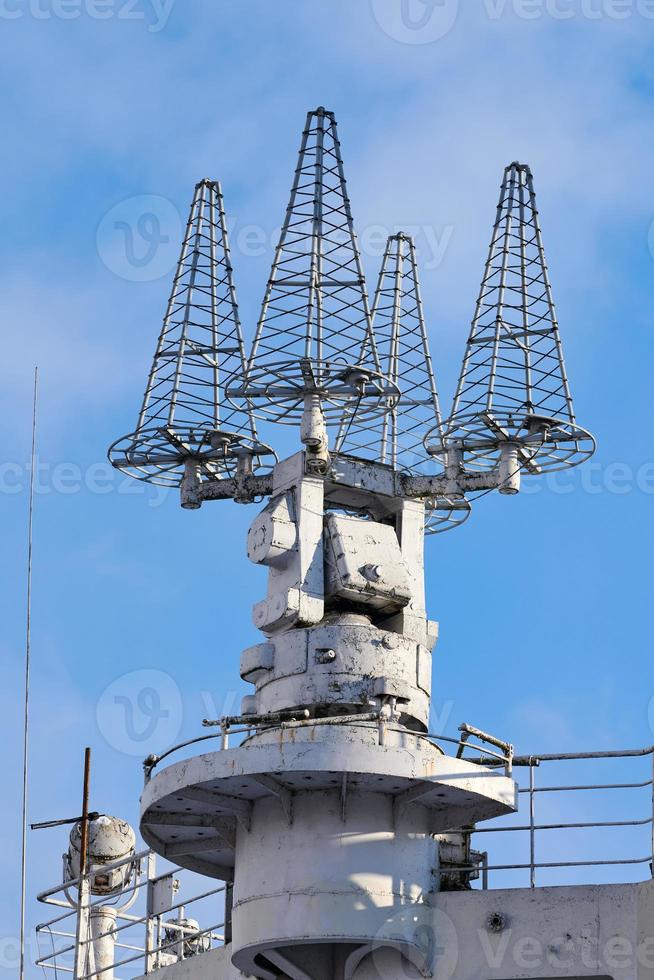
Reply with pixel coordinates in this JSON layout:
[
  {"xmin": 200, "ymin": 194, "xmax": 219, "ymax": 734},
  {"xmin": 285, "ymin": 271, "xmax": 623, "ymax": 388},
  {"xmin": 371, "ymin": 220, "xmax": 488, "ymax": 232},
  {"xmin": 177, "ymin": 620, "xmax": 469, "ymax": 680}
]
[
  {"xmin": 108, "ymin": 120, "xmax": 594, "ymax": 526},
  {"xmin": 109, "ymin": 179, "xmax": 273, "ymax": 487},
  {"xmin": 428, "ymin": 162, "xmax": 594, "ymax": 474},
  {"xmin": 97, "ymin": 128, "xmax": 599, "ymax": 978},
  {"xmin": 227, "ymin": 107, "xmax": 398, "ymax": 424},
  {"xmin": 337, "ymin": 232, "xmax": 470, "ymax": 532}
]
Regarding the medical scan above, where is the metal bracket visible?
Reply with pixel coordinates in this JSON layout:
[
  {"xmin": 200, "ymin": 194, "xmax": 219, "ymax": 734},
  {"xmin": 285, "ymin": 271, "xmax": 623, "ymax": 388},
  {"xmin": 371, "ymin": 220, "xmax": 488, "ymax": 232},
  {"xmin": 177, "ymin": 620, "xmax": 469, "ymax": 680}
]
[
  {"xmin": 392, "ymin": 780, "xmax": 434, "ymax": 829},
  {"xmin": 175, "ymin": 787, "xmax": 253, "ymax": 833},
  {"xmin": 252, "ymin": 775, "xmax": 295, "ymax": 826}
]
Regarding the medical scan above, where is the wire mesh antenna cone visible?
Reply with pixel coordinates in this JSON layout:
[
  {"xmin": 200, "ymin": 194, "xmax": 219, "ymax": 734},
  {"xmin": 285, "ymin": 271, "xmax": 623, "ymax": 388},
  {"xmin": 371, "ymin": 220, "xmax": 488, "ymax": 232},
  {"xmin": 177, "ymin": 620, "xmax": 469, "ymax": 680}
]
[
  {"xmin": 337, "ymin": 232, "xmax": 470, "ymax": 532},
  {"xmin": 429, "ymin": 162, "xmax": 594, "ymax": 474},
  {"xmin": 227, "ymin": 107, "xmax": 398, "ymax": 424},
  {"xmin": 109, "ymin": 179, "xmax": 273, "ymax": 487}
]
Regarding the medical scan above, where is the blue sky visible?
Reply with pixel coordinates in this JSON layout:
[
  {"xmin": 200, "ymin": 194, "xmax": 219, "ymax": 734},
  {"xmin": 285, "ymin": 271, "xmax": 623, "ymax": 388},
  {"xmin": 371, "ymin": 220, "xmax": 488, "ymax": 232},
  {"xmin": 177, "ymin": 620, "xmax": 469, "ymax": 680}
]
[{"xmin": 1, "ymin": 1, "xmax": 654, "ymax": 973}]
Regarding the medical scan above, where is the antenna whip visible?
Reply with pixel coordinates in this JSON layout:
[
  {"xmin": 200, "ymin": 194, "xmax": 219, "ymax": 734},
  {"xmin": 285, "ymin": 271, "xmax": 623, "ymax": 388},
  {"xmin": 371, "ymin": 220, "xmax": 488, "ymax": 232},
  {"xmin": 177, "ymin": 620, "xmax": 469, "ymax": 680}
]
[{"xmin": 19, "ymin": 365, "xmax": 38, "ymax": 980}]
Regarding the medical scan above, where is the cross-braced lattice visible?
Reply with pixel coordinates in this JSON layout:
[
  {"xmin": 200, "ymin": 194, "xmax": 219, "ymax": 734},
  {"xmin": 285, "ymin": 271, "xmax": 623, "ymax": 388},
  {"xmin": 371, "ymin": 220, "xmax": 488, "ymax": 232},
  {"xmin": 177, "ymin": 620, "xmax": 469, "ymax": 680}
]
[
  {"xmin": 337, "ymin": 233, "xmax": 442, "ymax": 470},
  {"xmin": 337, "ymin": 233, "xmax": 470, "ymax": 532},
  {"xmin": 109, "ymin": 179, "xmax": 273, "ymax": 486},
  {"xmin": 429, "ymin": 162, "xmax": 594, "ymax": 473},
  {"xmin": 227, "ymin": 107, "xmax": 397, "ymax": 424}
]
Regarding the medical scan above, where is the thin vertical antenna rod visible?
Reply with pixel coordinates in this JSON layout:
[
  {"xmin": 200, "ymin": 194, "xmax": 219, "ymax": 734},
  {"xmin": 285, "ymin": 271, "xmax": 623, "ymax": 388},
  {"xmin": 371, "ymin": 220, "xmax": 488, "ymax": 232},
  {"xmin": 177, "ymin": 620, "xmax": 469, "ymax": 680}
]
[
  {"xmin": 79, "ymin": 748, "xmax": 92, "ymax": 880},
  {"xmin": 73, "ymin": 748, "xmax": 92, "ymax": 980},
  {"xmin": 19, "ymin": 366, "xmax": 38, "ymax": 980}
]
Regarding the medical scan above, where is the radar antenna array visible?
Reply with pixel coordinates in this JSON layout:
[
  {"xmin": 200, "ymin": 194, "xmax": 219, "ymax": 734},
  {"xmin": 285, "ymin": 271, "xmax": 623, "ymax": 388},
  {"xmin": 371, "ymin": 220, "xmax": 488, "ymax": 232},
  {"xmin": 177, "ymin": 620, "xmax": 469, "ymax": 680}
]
[
  {"xmin": 427, "ymin": 162, "xmax": 594, "ymax": 477},
  {"xmin": 99, "ymin": 113, "xmax": 599, "ymax": 980},
  {"xmin": 109, "ymin": 114, "xmax": 594, "ymax": 526},
  {"xmin": 337, "ymin": 232, "xmax": 470, "ymax": 532},
  {"xmin": 226, "ymin": 107, "xmax": 398, "ymax": 429},
  {"xmin": 109, "ymin": 178, "xmax": 274, "ymax": 488}
]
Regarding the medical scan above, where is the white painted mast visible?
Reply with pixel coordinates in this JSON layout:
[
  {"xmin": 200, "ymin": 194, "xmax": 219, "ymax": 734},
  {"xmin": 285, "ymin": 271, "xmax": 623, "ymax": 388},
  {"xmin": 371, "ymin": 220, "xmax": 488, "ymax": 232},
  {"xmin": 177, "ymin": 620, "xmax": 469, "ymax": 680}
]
[
  {"xmin": 104, "ymin": 109, "xmax": 595, "ymax": 978},
  {"xmin": 30, "ymin": 108, "xmax": 605, "ymax": 980}
]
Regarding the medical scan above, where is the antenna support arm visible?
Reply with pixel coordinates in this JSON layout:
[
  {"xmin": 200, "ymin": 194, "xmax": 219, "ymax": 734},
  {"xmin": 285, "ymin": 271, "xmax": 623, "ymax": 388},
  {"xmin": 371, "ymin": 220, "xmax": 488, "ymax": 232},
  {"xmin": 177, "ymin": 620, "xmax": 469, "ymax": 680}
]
[
  {"xmin": 182, "ymin": 472, "xmax": 274, "ymax": 508},
  {"xmin": 179, "ymin": 448, "xmax": 521, "ymax": 510},
  {"xmin": 403, "ymin": 461, "xmax": 520, "ymax": 499}
]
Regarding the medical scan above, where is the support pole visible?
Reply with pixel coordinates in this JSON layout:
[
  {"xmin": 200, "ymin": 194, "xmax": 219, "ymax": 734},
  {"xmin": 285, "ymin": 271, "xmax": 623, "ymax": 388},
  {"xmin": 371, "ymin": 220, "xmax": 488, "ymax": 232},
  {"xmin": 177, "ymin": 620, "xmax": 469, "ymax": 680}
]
[
  {"xmin": 529, "ymin": 763, "xmax": 536, "ymax": 889},
  {"xmin": 73, "ymin": 748, "xmax": 92, "ymax": 979},
  {"xmin": 79, "ymin": 747, "xmax": 92, "ymax": 880},
  {"xmin": 19, "ymin": 366, "xmax": 38, "ymax": 980}
]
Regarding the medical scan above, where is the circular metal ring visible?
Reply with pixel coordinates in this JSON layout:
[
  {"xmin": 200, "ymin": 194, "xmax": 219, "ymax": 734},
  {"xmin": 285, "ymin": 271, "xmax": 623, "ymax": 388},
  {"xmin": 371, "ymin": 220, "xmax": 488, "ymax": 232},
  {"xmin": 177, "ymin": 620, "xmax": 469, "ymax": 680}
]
[
  {"xmin": 425, "ymin": 412, "xmax": 595, "ymax": 474},
  {"xmin": 225, "ymin": 358, "xmax": 400, "ymax": 424},
  {"xmin": 108, "ymin": 425, "xmax": 276, "ymax": 488},
  {"xmin": 424, "ymin": 495, "xmax": 472, "ymax": 535}
]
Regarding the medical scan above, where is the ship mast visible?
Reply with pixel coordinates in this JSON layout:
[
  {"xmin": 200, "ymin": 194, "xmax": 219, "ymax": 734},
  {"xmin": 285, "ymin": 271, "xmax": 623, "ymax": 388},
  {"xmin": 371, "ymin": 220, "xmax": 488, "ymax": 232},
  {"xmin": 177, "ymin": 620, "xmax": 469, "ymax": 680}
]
[{"xmin": 109, "ymin": 110, "xmax": 594, "ymax": 979}]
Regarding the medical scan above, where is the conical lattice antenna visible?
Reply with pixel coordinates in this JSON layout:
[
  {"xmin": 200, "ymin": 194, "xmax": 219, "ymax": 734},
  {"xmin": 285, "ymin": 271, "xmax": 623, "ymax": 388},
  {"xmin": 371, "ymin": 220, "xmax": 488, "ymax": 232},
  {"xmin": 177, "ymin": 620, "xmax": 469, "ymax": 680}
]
[
  {"xmin": 110, "ymin": 179, "xmax": 273, "ymax": 486},
  {"xmin": 337, "ymin": 233, "xmax": 442, "ymax": 469},
  {"xmin": 429, "ymin": 162, "xmax": 594, "ymax": 473},
  {"xmin": 337, "ymin": 233, "xmax": 470, "ymax": 532},
  {"xmin": 227, "ymin": 108, "xmax": 397, "ymax": 424}
]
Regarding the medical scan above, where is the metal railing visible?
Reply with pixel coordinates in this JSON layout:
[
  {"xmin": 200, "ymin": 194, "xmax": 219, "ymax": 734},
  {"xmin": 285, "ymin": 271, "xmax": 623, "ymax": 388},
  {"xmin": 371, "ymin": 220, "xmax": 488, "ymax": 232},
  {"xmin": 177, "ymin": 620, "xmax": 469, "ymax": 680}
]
[
  {"xmin": 462, "ymin": 744, "xmax": 654, "ymax": 889},
  {"xmin": 143, "ymin": 715, "xmax": 515, "ymax": 781},
  {"xmin": 35, "ymin": 849, "xmax": 226, "ymax": 979},
  {"xmin": 35, "ymin": 742, "xmax": 654, "ymax": 977}
]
